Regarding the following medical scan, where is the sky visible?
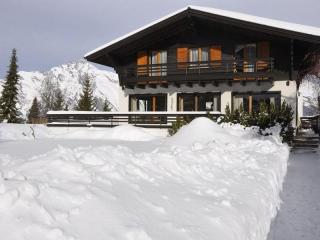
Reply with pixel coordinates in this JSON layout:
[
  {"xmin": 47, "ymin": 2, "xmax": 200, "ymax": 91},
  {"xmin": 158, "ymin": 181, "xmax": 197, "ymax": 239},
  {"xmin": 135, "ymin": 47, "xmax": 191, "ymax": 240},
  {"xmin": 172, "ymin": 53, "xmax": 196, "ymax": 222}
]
[{"xmin": 0, "ymin": 0, "xmax": 319, "ymax": 78}]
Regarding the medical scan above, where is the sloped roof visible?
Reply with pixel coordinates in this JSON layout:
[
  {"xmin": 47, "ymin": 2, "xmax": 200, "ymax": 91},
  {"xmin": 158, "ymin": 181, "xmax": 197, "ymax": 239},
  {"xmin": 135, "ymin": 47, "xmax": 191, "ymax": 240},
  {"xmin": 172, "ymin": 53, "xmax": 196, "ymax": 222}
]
[{"xmin": 85, "ymin": 5, "xmax": 320, "ymax": 58}]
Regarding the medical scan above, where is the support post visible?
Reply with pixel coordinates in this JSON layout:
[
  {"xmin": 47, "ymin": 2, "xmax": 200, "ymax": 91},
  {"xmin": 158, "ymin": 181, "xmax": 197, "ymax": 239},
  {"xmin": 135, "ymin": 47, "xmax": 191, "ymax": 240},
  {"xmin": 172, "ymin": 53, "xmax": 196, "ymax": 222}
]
[{"xmin": 289, "ymin": 39, "xmax": 294, "ymax": 80}]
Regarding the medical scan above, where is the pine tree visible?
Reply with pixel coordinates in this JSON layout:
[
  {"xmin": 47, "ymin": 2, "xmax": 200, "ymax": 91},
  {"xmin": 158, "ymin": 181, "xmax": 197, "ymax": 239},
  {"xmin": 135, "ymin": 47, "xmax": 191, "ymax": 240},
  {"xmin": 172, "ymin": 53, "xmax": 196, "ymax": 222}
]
[
  {"xmin": 103, "ymin": 98, "xmax": 112, "ymax": 111},
  {"xmin": 53, "ymin": 88, "xmax": 64, "ymax": 111},
  {"xmin": 0, "ymin": 49, "xmax": 21, "ymax": 123},
  {"xmin": 257, "ymin": 101, "xmax": 270, "ymax": 130},
  {"xmin": 76, "ymin": 74, "xmax": 95, "ymax": 111},
  {"xmin": 27, "ymin": 97, "xmax": 40, "ymax": 123},
  {"xmin": 223, "ymin": 104, "xmax": 232, "ymax": 122}
]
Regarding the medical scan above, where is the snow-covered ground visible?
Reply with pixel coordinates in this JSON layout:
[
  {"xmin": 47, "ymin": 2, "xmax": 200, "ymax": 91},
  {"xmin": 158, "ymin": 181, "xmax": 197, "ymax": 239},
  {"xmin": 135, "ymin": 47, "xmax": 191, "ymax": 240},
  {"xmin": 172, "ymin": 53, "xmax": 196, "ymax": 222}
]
[
  {"xmin": 0, "ymin": 118, "xmax": 289, "ymax": 240},
  {"xmin": 268, "ymin": 152, "xmax": 320, "ymax": 240}
]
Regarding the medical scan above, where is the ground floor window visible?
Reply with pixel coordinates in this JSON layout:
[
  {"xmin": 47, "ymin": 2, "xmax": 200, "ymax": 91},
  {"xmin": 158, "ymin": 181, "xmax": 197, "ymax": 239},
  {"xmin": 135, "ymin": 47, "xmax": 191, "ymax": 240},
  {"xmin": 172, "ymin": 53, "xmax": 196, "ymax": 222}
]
[
  {"xmin": 177, "ymin": 93, "xmax": 221, "ymax": 111},
  {"xmin": 129, "ymin": 94, "xmax": 167, "ymax": 112},
  {"xmin": 232, "ymin": 92, "xmax": 281, "ymax": 113}
]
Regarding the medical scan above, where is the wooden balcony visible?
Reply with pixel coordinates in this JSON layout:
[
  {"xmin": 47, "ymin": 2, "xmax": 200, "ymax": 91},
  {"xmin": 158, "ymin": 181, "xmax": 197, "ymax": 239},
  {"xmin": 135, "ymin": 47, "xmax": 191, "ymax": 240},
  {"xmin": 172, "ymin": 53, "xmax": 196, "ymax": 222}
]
[{"xmin": 120, "ymin": 58, "xmax": 274, "ymax": 88}]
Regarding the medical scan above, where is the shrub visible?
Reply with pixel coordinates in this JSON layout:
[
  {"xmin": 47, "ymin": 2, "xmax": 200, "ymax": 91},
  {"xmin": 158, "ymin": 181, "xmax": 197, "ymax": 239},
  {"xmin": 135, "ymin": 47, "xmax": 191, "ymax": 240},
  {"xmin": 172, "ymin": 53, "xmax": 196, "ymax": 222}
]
[
  {"xmin": 168, "ymin": 117, "xmax": 188, "ymax": 136},
  {"xmin": 219, "ymin": 101, "xmax": 294, "ymax": 144}
]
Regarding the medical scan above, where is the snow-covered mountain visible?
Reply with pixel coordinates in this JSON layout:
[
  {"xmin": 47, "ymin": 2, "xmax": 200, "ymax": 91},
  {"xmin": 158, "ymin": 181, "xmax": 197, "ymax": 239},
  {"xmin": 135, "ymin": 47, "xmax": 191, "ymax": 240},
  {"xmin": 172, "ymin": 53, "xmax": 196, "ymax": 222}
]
[{"xmin": 0, "ymin": 59, "xmax": 119, "ymax": 117}]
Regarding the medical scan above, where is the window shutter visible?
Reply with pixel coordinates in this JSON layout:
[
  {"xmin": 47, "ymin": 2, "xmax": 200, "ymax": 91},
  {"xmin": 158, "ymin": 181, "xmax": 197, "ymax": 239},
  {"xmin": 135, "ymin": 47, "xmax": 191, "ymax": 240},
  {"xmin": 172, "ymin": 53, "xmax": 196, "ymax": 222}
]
[
  {"xmin": 137, "ymin": 51, "xmax": 148, "ymax": 76},
  {"xmin": 177, "ymin": 48, "xmax": 188, "ymax": 69},
  {"xmin": 257, "ymin": 41, "xmax": 270, "ymax": 58},
  {"xmin": 210, "ymin": 45, "xmax": 222, "ymax": 71},
  {"xmin": 257, "ymin": 42, "xmax": 270, "ymax": 72},
  {"xmin": 137, "ymin": 51, "xmax": 148, "ymax": 65},
  {"xmin": 210, "ymin": 46, "xmax": 222, "ymax": 61}
]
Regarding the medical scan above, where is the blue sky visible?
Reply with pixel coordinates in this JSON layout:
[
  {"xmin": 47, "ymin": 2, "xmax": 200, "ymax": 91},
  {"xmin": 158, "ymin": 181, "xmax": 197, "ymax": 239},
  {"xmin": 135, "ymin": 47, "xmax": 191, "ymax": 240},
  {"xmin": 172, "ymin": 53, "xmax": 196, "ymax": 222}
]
[{"xmin": 0, "ymin": 0, "xmax": 319, "ymax": 77}]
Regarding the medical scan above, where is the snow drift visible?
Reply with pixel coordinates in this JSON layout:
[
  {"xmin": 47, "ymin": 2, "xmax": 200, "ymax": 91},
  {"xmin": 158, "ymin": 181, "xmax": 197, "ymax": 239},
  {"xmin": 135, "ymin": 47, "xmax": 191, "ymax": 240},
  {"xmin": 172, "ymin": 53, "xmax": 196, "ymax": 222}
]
[
  {"xmin": 0, "ymin": 123, "xmax": 158, "ymax": 141},
  {"xmin": 0, "ymin": 118, "xmax": 289, "ymax": 240}
]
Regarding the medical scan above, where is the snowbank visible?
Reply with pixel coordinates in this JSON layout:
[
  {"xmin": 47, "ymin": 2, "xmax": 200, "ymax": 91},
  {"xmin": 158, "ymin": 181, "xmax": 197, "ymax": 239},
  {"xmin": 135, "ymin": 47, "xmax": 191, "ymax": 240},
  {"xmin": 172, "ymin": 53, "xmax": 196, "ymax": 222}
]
[
  {"xmin": 0, "ymin": 123, "xmax": 158, "ymax": 141},
  {"xmin": 0, "ymin": 118, "xmax": 289, "ymax": 240}
]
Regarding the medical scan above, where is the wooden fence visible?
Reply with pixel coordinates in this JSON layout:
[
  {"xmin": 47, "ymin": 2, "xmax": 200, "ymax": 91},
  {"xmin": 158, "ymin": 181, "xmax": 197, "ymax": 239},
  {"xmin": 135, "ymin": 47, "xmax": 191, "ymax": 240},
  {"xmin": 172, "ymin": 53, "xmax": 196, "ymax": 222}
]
[{"xmin": 46, "ymin": 111, "xmax": 224, "ymax": 128}]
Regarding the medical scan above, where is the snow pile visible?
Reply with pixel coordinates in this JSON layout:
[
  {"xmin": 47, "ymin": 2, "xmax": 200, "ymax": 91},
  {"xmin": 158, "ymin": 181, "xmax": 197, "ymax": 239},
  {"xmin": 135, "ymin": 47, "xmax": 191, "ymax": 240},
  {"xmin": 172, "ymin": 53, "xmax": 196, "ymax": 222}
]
[
  {"xmin": 0, "ymin": 124, "xmax": 157, "ymax": 141},
  {"xmin": 0, "ymin": 59, "xmax": 120, "ymax": 117},
  {"xmin": 0, "ymin": 118, "xmax": 289, "ymax": 240}
]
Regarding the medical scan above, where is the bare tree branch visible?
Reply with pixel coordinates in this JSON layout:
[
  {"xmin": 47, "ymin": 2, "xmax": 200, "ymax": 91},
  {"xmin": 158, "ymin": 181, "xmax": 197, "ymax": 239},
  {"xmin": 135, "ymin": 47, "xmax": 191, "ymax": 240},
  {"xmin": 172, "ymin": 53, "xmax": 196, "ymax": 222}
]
[{"xmin": 298, "ymin": 44, "xmax": 320, "ymax": 85}]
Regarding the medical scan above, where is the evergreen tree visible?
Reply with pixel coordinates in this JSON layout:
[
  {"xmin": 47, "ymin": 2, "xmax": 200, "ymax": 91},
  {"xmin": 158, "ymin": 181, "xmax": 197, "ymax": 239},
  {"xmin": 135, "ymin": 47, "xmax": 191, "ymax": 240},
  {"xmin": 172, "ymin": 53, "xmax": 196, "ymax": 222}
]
[
  {"xmin": 222, "ymin": 104, "xmax": 232, "ymax": 122},
  {"xmin": 103, "ymin": 98, "xmax": 112, "ymax": 111},
  {"xmin": 64, "ymin": 104, "xmax": 69, "ymax": 111},
  {"xmin": 0, "ymin": 49, "xmax": 21, "ymax": 123},
  {"xmin": 257, "ymin": 101, "xmax": 270, "ymax": 130},
  {"xmin": 27, "ymin": 97, "xmax": 40, "ymax": 123},
  {"xmin": 239, "ymin": 103, "xmax": 251, "ymax": 127},
  {"xmin": 53, "ymin": 88, "xmax": 65, "ymax": 111},
  {"xmin": 76, "ymin": 74, "xmax": 95, "ymax": 111}
]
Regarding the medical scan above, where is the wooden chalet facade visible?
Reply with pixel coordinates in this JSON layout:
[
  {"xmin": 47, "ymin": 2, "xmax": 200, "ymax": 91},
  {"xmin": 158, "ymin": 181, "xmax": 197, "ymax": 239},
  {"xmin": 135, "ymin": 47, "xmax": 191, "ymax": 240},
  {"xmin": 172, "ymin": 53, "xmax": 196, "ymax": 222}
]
[{"xmin": 84, "ymin": 6, "xmax": 320, "ymax": 126}]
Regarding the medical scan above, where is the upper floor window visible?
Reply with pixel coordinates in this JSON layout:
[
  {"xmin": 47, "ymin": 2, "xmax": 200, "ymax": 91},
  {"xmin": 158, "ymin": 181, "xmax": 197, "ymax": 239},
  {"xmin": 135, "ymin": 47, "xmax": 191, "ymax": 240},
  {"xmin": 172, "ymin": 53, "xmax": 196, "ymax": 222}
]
[
  {"xmin": 235, "ymin": 44, "xmax": 256, "ymax": 72},
  {"xmin": 234, "ymin": 42, "xmax": 270, "ymax": 73},
  {"xmin": 177, "ymin": 47, "xmax": 221, "ymax": 68},
  {"xmin": 137, "ymin": 50, "xmax": 167, "ymax": 76},
  {"xmin": 189, "ymin": 48, "xmax": 209, "ymax": 62},
  {"xmin": 149, "ymin": 50, "xmax": 167, "ymax": 76}
]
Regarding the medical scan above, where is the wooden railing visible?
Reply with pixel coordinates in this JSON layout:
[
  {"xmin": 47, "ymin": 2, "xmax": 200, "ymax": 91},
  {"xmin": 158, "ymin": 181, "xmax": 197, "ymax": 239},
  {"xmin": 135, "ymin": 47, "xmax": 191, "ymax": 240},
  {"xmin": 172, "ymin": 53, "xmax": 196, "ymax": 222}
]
[
  {"xmin": 120, "ymin": 58, "xmax": 274, "ymax": 84},
  {"xmin": 300, "ymin": 115, "xmax": 320, "ymax": 134},
  {"xmin": 46, "ymin": 111, "xmax": 224, "ymax": 128}
]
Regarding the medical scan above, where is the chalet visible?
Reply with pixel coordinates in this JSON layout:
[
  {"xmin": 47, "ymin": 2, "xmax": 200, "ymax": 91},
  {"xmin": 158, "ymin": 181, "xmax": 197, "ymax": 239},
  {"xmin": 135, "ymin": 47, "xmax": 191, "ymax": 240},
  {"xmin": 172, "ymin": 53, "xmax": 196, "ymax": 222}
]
[{"xmin": 51, "ymin": 6, "xmax": 320, "ymax": 127}]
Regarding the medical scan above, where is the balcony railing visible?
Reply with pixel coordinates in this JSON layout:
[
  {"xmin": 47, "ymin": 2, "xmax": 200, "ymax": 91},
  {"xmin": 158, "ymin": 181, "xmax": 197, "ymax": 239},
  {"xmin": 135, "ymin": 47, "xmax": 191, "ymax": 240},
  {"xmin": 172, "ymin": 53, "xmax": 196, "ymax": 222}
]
[{"xmin": 120, "ymin": 58, "xmax": 274, "ymax": 85}]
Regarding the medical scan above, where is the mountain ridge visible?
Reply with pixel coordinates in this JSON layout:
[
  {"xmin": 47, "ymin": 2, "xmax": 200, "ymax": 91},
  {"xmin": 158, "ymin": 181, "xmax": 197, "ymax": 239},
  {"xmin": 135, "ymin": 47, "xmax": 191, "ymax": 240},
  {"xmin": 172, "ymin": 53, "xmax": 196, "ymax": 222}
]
[{"xmin": 0, "ymin": 59, "xmax": 119, "ymax": 118}]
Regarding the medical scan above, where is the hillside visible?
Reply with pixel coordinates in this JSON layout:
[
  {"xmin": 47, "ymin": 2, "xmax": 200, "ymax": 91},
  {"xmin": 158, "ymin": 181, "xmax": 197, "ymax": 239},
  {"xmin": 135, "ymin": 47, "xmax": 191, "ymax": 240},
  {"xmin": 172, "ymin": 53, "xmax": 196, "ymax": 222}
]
[{"xmin": 0, "ymin": 59, "xmax": 120, "ymax": 117}]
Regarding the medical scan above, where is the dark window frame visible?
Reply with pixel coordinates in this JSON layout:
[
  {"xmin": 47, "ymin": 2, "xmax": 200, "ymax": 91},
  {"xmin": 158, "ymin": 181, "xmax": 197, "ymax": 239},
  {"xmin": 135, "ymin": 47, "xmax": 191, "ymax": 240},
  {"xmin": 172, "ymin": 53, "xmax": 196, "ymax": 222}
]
[
  {"xmin": 231, "ymin": 91, "xmax": 281, "ymax": 113},
  {"xmin": 128, "ymin": 94, "xmax": 167, "ymax": 112},
  {"xmin": 177, "ymin": 92, "xmax": 221, "ymax": 112}
]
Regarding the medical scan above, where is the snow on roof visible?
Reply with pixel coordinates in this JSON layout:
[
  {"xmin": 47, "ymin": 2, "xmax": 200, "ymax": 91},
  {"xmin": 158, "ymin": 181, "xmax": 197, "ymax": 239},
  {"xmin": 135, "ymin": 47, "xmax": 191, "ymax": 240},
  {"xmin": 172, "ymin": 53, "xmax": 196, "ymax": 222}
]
[{"xmin": 84, "ymin": 5, "xmax": 320, "ymax": 57}]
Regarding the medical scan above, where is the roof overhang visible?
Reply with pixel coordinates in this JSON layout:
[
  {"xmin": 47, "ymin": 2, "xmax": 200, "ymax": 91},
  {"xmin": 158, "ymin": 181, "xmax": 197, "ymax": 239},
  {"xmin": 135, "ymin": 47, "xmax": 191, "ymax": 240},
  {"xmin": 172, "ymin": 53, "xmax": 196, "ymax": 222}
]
[{"xmin": 85, "ymin": 5, "xmax": 320, "ymax": 66}]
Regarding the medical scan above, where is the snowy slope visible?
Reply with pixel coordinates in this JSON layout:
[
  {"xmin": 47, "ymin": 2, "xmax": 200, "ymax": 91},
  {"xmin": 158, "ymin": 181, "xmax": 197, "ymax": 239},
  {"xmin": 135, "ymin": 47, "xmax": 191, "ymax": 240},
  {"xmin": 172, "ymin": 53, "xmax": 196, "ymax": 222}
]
[
  {"xmin": 0, "ymin": 118, "xmax": 289, "ymax": 240},
  {"xmin": 0, "ymin": 59, "xmax": 120, "ymax": 117}
]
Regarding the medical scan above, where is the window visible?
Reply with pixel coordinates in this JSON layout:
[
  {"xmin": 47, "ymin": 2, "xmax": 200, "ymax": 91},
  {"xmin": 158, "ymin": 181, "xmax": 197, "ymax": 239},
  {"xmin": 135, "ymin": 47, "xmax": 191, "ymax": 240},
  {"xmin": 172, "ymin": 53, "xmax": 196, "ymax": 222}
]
[
  {"xmin": 232, "ymin": 92, "xmax": 280, "ymax": 113},
  {"xmin": 149, "ymin": 50, "xmax": 167, "ymax": 76},
  {"xmin": 189, "ymin": 48, "xmax": 209, "ymax": 63},
  {"xmin": 178, "ymin": 93, "xmax": 221, "ymax": 112},
  {"xmin": 129, "ymin": 94, "xmax": 167, "ymax": 112},
  {"xmin": 235, "ymin": 44, "xmax": 257, "ymax": 72},
  {"xmin": 201, "ymin": 48, "xmax": 209, "ymax": 62},
  {"xmin": 189, "ymin": 48, "xmax": 199, "ymax": 63}
]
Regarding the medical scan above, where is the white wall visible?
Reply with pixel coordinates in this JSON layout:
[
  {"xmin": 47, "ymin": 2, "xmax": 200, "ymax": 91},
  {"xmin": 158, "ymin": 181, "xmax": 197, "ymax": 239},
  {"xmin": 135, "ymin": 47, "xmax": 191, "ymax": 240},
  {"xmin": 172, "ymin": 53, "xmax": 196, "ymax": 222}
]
[{"xmin": 119, "ymin": 80, "xmax": 298, "ymax": 124}]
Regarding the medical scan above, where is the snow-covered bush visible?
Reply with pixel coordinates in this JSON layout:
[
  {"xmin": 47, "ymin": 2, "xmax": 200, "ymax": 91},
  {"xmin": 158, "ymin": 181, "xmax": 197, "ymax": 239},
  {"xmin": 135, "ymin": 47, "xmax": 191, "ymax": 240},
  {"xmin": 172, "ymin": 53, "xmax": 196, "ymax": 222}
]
[
  {"xmin": 168, "ymin": 117, "xmax": 188, "ymax": 136},
  {"xmin": 219, "ymin": 101, "xmax": 294, "ymax": 144}
]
